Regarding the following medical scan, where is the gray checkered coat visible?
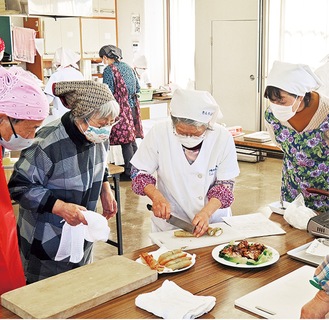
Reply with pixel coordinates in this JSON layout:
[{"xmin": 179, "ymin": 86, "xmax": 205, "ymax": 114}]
[{"xmin": 8, "ymin": 113, "xmax": 109, "ymax": 283}]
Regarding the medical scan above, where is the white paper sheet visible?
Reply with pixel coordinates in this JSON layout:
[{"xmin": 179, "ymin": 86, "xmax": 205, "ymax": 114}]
[{"xmin": 222, "ymin": 213, "xmax": 286, "ymax": 238}]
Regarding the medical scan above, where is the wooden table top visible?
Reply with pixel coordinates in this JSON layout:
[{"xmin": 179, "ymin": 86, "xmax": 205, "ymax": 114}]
[
  {"xmin": 108, "ymin": 163, "xmax": 124, "ymax": 175},
  {"xmin": 234, "ymin": 131, "xmax": 282, "ymax": 152},
  {"xmin": 0, "ymin": 214, "xmax": 315, "ymax": 319}
]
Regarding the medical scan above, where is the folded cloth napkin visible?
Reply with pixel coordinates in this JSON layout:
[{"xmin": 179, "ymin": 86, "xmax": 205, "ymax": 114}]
[
  {"xmin": 283, "ymin": 193, "xmax": 316, "ymax": 230},
  {"xmin": 135, "ymin": 280, "xmax": 216, "ymax": 319},
  {"xmin": 55, "ymin": 210, "xmax": 110, "ymax": 263}
]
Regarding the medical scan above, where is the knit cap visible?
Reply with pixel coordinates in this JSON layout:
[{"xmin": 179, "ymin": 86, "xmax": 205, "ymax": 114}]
[{"xmin": 53, "ymin": 80, "xmax": 115, "ymax": 117}]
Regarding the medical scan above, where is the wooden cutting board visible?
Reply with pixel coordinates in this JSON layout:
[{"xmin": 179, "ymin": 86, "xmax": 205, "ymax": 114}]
[{"xmin": 1, "ymin": 255, "xmax": 157, "ymax": 319}]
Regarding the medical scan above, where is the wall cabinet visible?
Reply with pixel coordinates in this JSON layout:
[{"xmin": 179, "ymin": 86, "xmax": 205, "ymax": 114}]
[
  {"xmin": 81, "ymin": 18, "xmax": 117, "ymax": 59},
  {"xmin": 93, "ymin": 0, "xmax": 116, "ymax": 17},
  {"xmin": 43, "ymin": 17, "xmax": 81, "ymax": 58}
]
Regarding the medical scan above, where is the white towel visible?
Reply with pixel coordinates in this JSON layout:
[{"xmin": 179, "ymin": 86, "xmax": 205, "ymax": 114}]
[
  {"xmin": 55, "ymin": 210, "xmax": 110, "ymax": 263},
  {"xmin": 135, "ymin": 280, "xmax": 216, "ymax": 319}
]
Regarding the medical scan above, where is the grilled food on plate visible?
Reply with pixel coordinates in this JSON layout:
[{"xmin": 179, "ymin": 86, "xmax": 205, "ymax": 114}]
[{"xmin": 219, "ymin": 240, "xmax": 272, "ymax": 265}]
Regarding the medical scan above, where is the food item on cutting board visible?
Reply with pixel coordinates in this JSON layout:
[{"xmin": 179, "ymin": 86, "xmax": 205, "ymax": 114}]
[
  {"xmin": 140, "ymin": 248, "xmax": 192, "ymax": 271},
  {"xmin": 219, "ymin": 240, "xmax": 272, "ymax": 265},
  {"xmin": 174, "ymin": 226, "xmax": 223, "ymax": 237}
]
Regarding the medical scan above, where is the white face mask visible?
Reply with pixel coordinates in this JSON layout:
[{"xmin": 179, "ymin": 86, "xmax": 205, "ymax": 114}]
[
  {"xmin": 176, "ymin": 135, "xmax": 204, "ymax": 148},
  {"xmin": 174, "ymin": 129, "xmax": 207, "ymax": 148},
  {"xmin": 0, "ymin": 134, "xmax": 34, "ymax": 150},
  {"xmin": 81, "ymin": 120, "xmax": 112, "ymax": 144},
  {"xmin": 269, "ymin": 96, "xmax": 301, "ymax": 122}
]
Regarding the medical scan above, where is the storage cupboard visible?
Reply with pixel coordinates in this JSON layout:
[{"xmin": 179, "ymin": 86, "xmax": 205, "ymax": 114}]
[
  {"xmin": 43, "ymin": 17, "xmax": 80, "ymax": 58},
  {"xmin": 81, "ymin": 18, "xmax": 117, "ymax": 59},
  {"xmin": 17, "ymin": 0, "xmax": 117, "ymax": 82}
]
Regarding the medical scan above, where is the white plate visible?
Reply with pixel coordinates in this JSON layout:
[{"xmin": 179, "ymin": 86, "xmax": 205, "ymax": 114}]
[
  {"xmin": 136, "ymin": 247, "xmax": 196, "ymax": 274},
  {"xmin": 212, "ymin": 242, "xmax": 280, "ymax": 268},
  {"xmin": 268, "ymin": 200, "xmax": 290, "ymax": 215}
]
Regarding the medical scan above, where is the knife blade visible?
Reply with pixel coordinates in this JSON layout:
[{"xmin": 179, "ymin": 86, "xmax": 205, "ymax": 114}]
[{"xmin": 146, "ymin": 204, "xmax": 195, "ymax": 234}]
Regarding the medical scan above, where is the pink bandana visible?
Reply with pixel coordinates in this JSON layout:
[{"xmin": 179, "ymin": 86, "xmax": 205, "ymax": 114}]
[
  {"xmin": 0, "ymin": 66, "xmax": 49, "ymax": 120},
  {"xmin": 0, "ymin": 38, "xmax": 4, "ymax": 53}
]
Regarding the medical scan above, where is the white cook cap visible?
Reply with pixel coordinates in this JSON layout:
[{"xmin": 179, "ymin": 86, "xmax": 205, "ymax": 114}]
[
  {"xmin": 267, "ymin": 61, "xmax": 323, "ymax": 96},
  {"xmin": 170, "ymin": 88, "xmax": 223, "ymax": 126},
  {"xmin": 53, "ymin": 47, "xmax": 80, "ymax": 69},
  {"xmin": 133, "ymin": 55, "xmax": 148, "ymax": 68}
]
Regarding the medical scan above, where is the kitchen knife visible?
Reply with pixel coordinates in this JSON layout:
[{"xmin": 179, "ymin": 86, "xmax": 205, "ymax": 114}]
[{"xmin": 146, "ymin": 204, "xmax": 196, "ymax": 234}]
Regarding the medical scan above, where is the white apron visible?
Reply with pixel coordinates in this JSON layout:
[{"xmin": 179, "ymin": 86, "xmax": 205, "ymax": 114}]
[{"xmin": 131, "ymin": 119, "xmax": 240, "ymax": 232}]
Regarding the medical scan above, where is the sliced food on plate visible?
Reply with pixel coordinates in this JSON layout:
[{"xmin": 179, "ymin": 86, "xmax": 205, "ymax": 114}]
[
  {"xmin": 174, "ymin": 226, "xmax": 223, "ymax": 237},
  {"xmin": 139, "ymin": 248, "xmax": 193, "ymax": 271},
  {"xmin": 219, "ymin": 240, "xmax": 273, "ymax": 265}
]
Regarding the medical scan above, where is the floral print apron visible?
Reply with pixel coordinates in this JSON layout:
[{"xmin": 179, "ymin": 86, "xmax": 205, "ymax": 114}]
[
  {"xmin": 265, "ymin": 109, "xmax": 329, "ymax": 213},
  {"xmin": 109, "ymin": 64, "xmax": 143, "ymax": 145}
]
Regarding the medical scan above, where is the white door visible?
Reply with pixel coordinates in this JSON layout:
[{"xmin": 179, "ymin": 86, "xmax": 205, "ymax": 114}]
[{"xmin": 211, "ymin": 20, "xmax": 259, "ymax": 131}]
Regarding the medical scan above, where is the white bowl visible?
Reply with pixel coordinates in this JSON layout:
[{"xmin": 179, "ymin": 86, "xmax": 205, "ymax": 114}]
[{"xmin": 268, "ymin": 201, "xmax": 290, "ymax": 215}]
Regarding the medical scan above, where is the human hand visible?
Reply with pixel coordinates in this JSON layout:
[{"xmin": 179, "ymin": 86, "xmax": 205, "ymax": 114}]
[
  {"xmin": 100, "ymin": 189, "xmax": 117, "ymax": 219},
  {"xmin": 300, "ymin": 290, "xmax": 329, "ymax": 319},
  {"xmin": 53, "ymin": 200, "xmax": 87, "ymax": 226},
  {"xmin": 192, "ymin": 210, "xmax": 210, "ymax": 237},
  {"xmin": 151, "ymin": 197, "xmax": 171, "ymax": 220},
  {"xmin": 144, "ymin": 185, "xmax": 171, "ymax": 220}
]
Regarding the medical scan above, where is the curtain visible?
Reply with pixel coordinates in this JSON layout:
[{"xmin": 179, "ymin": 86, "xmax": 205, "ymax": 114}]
[
  {"xmin": 281, "ymin": 0, "xmax": 329, "ymax": 68},
  {"xmin": 169, "ymin": 0, "xmax": 195, "ymax": 89}
]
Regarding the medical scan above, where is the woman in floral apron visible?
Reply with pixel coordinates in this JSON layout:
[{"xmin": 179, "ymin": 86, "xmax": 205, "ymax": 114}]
[
  {"xmin": 99, "ymin": 45, "xmax": 143, "ymax": 181},
  {"xmin": 264, "ymin": 61, "xmax": 329, "ymax": 213}
]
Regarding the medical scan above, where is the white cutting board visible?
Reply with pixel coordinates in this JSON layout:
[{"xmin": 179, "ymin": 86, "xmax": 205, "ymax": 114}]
[
  {"xmin": 149, "ymin": 222, "xmax": 246, "ymax": 250},
  {"xmin": 235, "ymin": 265, "xmax": 317, "ymax": 319}
]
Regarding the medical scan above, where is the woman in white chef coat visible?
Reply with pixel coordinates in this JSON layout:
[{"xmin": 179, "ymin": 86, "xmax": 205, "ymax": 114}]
[
  {"xmin": 44, "ymin": 47, "xmax": 84, "ymax": 120},
  {"xmin": 131, "ymin": 88, "xmax": 240, "ymax": 237}
]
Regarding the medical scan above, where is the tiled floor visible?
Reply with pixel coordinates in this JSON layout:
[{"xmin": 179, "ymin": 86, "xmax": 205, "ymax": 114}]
[{"xmin": 94, "ymin": 157, "xmax": 283, "ymax": 260}]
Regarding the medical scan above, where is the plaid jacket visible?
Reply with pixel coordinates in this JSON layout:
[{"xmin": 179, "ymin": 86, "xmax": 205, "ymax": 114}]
[{"xmin": 8, "ymin": 113, "xmax": 109, "ymax": 283}]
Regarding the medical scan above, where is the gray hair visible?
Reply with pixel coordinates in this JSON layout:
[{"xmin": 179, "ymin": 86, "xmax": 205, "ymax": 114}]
[
  {"xmin": 171, "ymin": 115, "xmax": 210, "ymax": 129},
  {"xmin": 73, "ymin": 100, "xmax": 120, "ymax": 121}
]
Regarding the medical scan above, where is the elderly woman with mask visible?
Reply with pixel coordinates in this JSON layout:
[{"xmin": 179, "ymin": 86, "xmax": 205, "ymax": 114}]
[
  {"xmin": 0, "ymin": 65, "xmax": 49, "ymax": 294},
  {"xmin": 130, "ymin": 89, "xmax": 240, "ymax": 237},
  {"xmin": 264, "ymin": 61, "xmax": 329, "ymax": 213},
  {"xmin": 9, "ymin": 80, "xmax": 120, "ymax": 283}
]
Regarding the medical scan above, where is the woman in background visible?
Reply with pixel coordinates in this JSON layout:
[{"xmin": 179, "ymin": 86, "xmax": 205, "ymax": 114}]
[
  {"xmin": 264, "ymin": 61, "xmax": 329, "ymax": 213},
  {"xmin": 9, "ymin": 80, "xmax": 119, "ymax": 283},
  {"xmin": 0, "ymin": 65, "xmax": 49, "ymax": 293},
  {"xmin": 44, "ymin": 47, "xmax": 84, "ymax": 120},
  {"xmin": 99, "ymin": 44, "xmax": 143, "ymax": 181},
  {"xmin": 133, "ymin": 54, "xmax": 152, "ymax": 89}
]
